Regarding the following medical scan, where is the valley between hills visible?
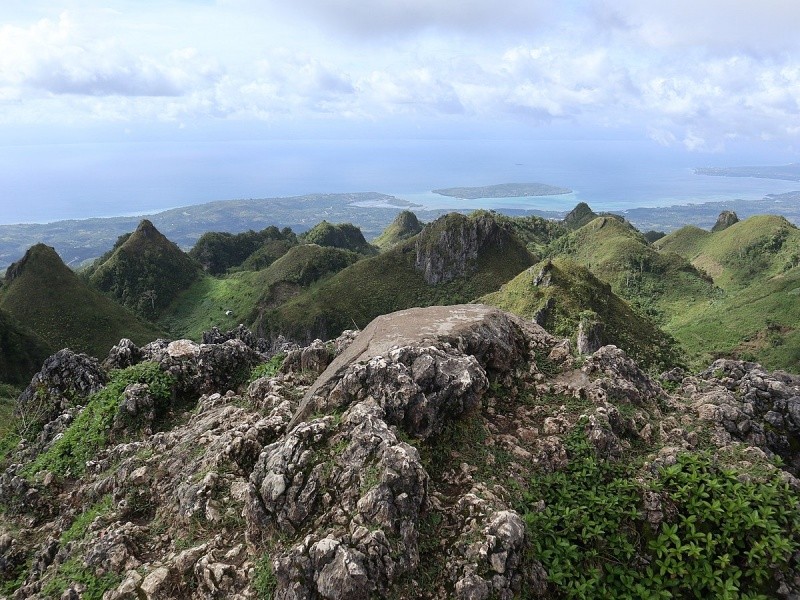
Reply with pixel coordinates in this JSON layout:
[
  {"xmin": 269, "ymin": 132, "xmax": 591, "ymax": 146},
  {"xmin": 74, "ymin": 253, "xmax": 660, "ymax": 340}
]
[{"xmin": 1, "ymin": 202, "xmax": 800, "ymax": 598}]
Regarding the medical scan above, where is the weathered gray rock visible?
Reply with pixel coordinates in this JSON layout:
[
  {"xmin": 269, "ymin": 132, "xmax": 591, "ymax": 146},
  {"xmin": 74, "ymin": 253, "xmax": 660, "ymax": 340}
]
[
  {"xmin": 104, "ymin": 338, "xmax": 143, "ymax": 370},
  {"xmin": 291, "ymin": 304, "xmax": 556, "ymax": 429},
  {"xmin": 711, "ymin": 210, "xmax": 739, "ymax": 232},
  {"xmin": 692, "ymin": 359, "xmax": 800, "ymax": 472},
  {"xmin": 14, "ymin": 349, "xmax": 107, "ymax": 437},
  {"xmin": 414, "ymin": 213, "xmax": 511, "ymax": 285}
]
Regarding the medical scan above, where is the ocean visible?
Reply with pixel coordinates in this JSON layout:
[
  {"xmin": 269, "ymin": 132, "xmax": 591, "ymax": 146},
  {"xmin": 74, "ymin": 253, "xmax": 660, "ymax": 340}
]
[{"xmin": 1, "ymin": 138, "xmax": 798, "ymax": 225}]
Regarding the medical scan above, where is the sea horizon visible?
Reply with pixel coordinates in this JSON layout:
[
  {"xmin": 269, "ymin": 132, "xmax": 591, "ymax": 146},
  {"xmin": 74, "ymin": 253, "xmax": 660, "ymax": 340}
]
[{"xmin": 1, "ymin": 137, "xmax": 798, "ymax": 226}]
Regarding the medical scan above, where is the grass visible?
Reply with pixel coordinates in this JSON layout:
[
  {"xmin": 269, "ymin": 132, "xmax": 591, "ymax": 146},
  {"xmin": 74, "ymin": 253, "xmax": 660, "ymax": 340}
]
[
  {"xmin": 161, "ymin": 244, "xmax": 361, "ymax": 340},
  {"xmin": 651, "ymin": 215, "xmax": 800, "ymax": 370},
  {"xmin": 0, "ymin": 244, "xmax": 163, "ymax": 358},
  {"xmin": 40, "ymin": 557, "xmax": 121, "ymax": 600},
  {"xmin": 261, "ymin": 212, "xmax": 534, "ymax": 342},
  {"xmin": 24, "ymin": 362, "xmax": 175, "ymax": 478},
  {"xmin": 480, "ymin": 257, "xmax": 682, "ymax": 371}
]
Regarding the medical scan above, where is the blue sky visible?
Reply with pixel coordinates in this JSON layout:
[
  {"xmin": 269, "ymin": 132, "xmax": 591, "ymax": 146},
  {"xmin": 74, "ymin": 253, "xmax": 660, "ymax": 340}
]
[{"xmin": 1, "ymin": 0, "xmax": 799, "ymax": 155}]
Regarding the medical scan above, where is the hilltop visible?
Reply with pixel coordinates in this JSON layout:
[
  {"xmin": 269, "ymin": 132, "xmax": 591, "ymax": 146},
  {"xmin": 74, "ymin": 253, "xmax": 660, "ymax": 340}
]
[
  {"xmin": 85, "ymin": 220, "xmax": 202, "ymax": 319},
  {"xmin": 653, "ymin": 214, "xmax": 800, "ymax": 369},
  {"xmin": 480, "ymin": 257, "xmax": 681, "ymax": 371},
  {"xmin": 373, "ymin": 210, "xmax": 424, "ymax": 250},
  {"xmin": 257, "ymin": 211, "xmax": 535, "ymax": 342},
  {"xmin": 0, "ymin": 244, "xmax": 163, "ymax": 358},
  {"xmin": 1, "ymin": 306, "xmax": 799, "ymax": 598}
]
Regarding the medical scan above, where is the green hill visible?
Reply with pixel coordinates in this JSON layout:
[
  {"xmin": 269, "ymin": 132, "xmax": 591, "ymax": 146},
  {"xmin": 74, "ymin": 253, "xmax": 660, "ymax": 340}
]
[
  {"xmin": 189, "ymin": 225, "xmax": 297, "ymax": 274},
  {"xmin": 1, "ymin": 244, "xmax": 163, "ymax": 358},
  {"xmin": 657, "ymin": 215, "xmax": 800, "ymax": 289},
  {"xmin": 480, "ymin": 258, "xmax": 680, "ymax": 370},
  {"xmin": 653, "ymin": 215, "xmax": 800, "ymax": 369},
  {"xmin": 301, "ymin": 221, "xmax": 376, "ymax": 255},
  {"xmin": 86, "ymin": 220, "xmax": 202, "ymax": 319},
  {"xmin": 548, "ymin": 216, "xmax": 717, "ymax": 317},
  {"xmin": 160, "ymin": 244, "xmax": 361, "ymax": 340},
  {"xmin": 0, "ymin": 307, "xmax": 53, "ymax": 385},
  {"xmin": 373, "ymin": 211, "xmax": 424, "ymax": 250},
  {"xmin": 258, "ymin": 212, "xmax": 534, "ymax": 342}
]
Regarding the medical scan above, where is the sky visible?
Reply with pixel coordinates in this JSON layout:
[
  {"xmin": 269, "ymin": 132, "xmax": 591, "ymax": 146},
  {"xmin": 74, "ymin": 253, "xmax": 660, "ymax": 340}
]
[{"xmin": 1, "ymin": 0, "xmax": 799, "ymax": 155}]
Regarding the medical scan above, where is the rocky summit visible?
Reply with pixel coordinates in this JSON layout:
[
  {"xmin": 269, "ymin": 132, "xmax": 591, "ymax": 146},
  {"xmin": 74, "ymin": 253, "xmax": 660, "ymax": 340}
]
[{"xmin": 1, "ymin": 305, "xmax": 800, "ymax": 599}]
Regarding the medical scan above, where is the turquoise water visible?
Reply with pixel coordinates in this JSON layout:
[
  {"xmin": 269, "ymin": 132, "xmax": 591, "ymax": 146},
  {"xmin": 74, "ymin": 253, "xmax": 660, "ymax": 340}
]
[{"xmin": 0, "ymin": 138, "xmax": 797, "ymax": 224}]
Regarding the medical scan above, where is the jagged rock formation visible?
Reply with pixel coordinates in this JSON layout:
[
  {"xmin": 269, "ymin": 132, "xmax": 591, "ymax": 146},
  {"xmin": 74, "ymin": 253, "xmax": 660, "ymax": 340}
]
[
  {"xmin": 414, "ymin": 212, "xmax": 526, "ymax": 285},
  {"xmin": 711, "ymin": 210, "xmax": 739, "ymax": 232},
  {"xmin": 2, "ymin": 308, "xmax": 800, "ymax": 599}
]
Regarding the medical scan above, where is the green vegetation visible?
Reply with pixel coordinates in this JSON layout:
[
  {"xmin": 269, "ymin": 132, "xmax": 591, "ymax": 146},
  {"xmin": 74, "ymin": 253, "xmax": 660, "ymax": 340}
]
[
  {"xmin": 60, "ymin": 495, "xmax": 113, "ymax": 545},
  {"xmin": 86, "ymin": 220, "xmax": 202, "ymax": 319},
  {"xmin": 653, "ymin": 215, "xmax": 800, "ymax": 368},
  {"xmin": 373, "ymin": 210, "xmax": 424, "ymax": 250},
  {"xmin": 189, "ymin": 225, "xmax": 297, "ymax": 274},
  {"xmin": 0, "ymin": 244, "xmax": 163, "ymax": 358},
  {"xmin": 161, "ymin": 244, "xmax": 360, "ymax": 340},
  {"xmin": 25, "ymin": 362, "xmax": 175, "ymax": 478},
  {"xmin": 301, "ymin": 221, "xmax": 376, "ymax": 255},
  {"xmin": 0, "ymin": 307, "xmax": 51, "ymax": 385},
  {"xmin": 40, "ymin": 557, "xmax": 121, "ymax": 600},
  {"xmin": 0, "ymin": 384, "xmax": 21, "ymax": 468},
  {"xmin": 481, "ymin": 258, "xmax": 681, "ymax": 371},
  {"xmin": 249, "ymin": 352, "xmax": 286, "ymax": 382},
  {"xmin": 259, "ymin": 213, "xmax": 533, "ymax": 342},
  {"xmin": 490, "ymin": 212, "xmax": 567, "ymax": 259},
  {"xmin": 522, "ymin": 429, "xmax": 800, "ymax": 599},
  {"xmin": 253, "ymin": 553, "xmax": 277, "ymax": 598}
]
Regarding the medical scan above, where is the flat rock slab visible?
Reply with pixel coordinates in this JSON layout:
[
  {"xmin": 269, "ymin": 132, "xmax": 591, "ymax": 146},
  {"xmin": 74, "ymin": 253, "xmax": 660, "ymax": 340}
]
[{"xmin": 290, "ymin": 304, "xmax": 552, "ymax": 428}]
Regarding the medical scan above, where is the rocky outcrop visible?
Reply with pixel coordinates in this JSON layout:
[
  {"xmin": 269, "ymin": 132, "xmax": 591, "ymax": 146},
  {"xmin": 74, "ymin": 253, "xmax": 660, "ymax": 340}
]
[
  {"xmin": 2, "ymin": 307, "xmax": 800, "ymax": 599},
  {"xmin": 242, "ymin": 305, "xmax": 561, "ymax": 599},
  {"xmin": 14, "ymin": 349, "xmax": 107, "ymax": 437},
  {"xmin": 687, "ymin": 358, "xmax": 800, "ymax": 472},
  {"xmin": 712, "ymin": 210, "xmax": 739, "ymax": 232},
  {"xmin": 414, "ymin": 213, "xmax": 511, "ymax": 285}
]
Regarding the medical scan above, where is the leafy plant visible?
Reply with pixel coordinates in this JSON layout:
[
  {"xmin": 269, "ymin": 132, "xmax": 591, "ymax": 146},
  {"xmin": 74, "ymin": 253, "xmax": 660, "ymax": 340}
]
[
  {"xmin": 25, "ymin": 362, "xmax": 175, "ymax": 478},
  {"xmin": 522, "ymin": 429, "xmax": 800, "ymax": 599},
  {"xmin": 40, "ymin": 557, "xmax": 121, "ymax": 600},
  {"xmin": 249, "ymin": 353, "xmax": 287, "ymax": 382}
]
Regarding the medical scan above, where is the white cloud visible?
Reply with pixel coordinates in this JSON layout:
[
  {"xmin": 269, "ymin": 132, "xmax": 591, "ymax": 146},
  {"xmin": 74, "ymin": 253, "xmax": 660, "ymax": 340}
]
[{"xmin": 0, "ymin": 1, "xmax": 799, "ymax": 154}]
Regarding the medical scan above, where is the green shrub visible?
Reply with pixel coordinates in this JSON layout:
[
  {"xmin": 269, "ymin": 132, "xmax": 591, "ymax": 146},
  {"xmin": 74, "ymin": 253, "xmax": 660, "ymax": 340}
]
[
  {"xmin": 522, "ymin": 430, "xmax": 800, "ymax": 599},
  {"xmin": 25, "ymin": 362, "xmax": 175, "ymax": 478},
  {"xmin": 249, "ymin": 353, "xmax": 286, "ymax": 383}
]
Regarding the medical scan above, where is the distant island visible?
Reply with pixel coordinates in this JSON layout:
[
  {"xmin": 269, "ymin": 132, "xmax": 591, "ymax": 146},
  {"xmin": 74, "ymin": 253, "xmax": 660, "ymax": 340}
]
[
  {"xmin": 695, "ymin": 163, "xmax": 800, "ymax": 182},
  {"xmin": 432, "ymin": 182, "xmax": 572, "ymax": 199}
]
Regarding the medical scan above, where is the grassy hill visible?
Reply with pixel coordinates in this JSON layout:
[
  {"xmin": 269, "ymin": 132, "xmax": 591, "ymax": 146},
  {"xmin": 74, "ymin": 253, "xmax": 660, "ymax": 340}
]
[
  {"xmin": 480, "ymin": 258, "xmax": 681, "ymax": 371},
  {"xmin": 0, "ymin": 307, "xmax": 53, "ymax": 385},
  {"xmin": 160, "ymin": 244, "xmax": 361, "ymax": 340},
  {"xmin": 1, "ymin": 244, "xmax": 163, "ymax": 358},
  {"xmin": 373, "ymin": 211, "xmax": 424, "ymax": 250},
  {"xmin": 86, "ymin": 220, "xmax": 202, "ymax": 319},
  {"xmin": 653, "ymin": 215, "xmax": 800, "ymax": 369},
  {"xmin": 258, "ymin": 212, "xmax": 534, "ymax": 342},
  {"xmin": 189, "ymin": 225, "xmax": 297, "ymax": 274},
  {"xmin": 548, "ymin": 216, "xmax": 717, "ymax": 319},
  {"xmin": 301, "ymin": 221, "xmax": 376, "ymax": 255}
]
